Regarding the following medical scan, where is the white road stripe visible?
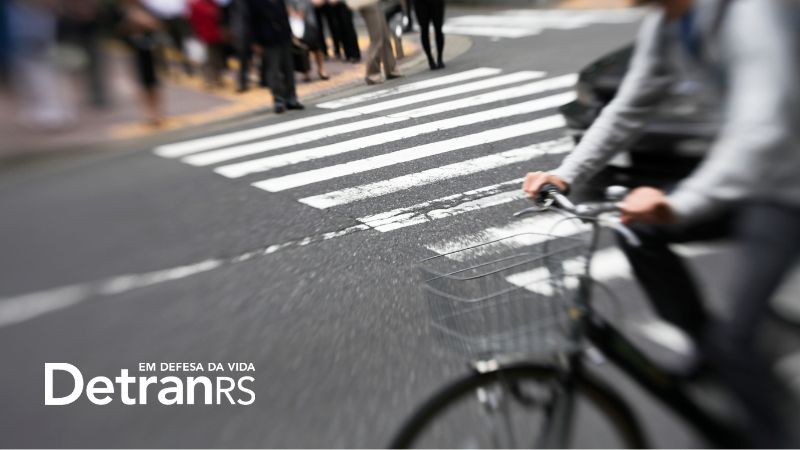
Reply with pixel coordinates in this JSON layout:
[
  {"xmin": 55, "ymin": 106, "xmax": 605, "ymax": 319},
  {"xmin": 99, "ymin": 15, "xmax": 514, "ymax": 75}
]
[
  {"xmin": 183, "ymin": 116, "xmax": 406, "ymax": 166},
  {"xmin": 153, "ymin": 70, "xmax": 542, "ymax": 158},
  {"xmin": 184, "ymin": 75, "xmax": 577, "ymax": 167},
  {"xmin": 316, "ymin": 67, "xmax": 501, "ymax": 109},
  {"xmin": 388, "ymin": 74, "xmax": 577, "ymax": 119},
  {"xmin": 364, "ymin": 189, "xmax": 525, "ymax": 232},
  {"xmin": 443, "ymin": 25, "xmax": 539, "ymax": 38},
  {"xmin": 154, "ymin": 110, "xmax": 359, "ymax": 158},
  {"xmin": 426, "ymin": 214, "xmax": 583, "ymax": 257},
  {"xmin": 0, "ymin": 259, "xmax": 223, "ymax": 328},
  {"xmin": 252, "ymin": 114, "xmax": 566, "ymax": 192},
  {"xmin": 301, "ymin": 137, "xmax": 573, "ymax": 209},
  {"xmin": 0, "ymin": 224, "xmax": 372, "ymax": 328},
  {"xmin": 352, "ymin": 71, "xmax": 545, "ymax": 115},
  {"xmin": 217, "ymin": 93, "xmax": 574, "ymax": 179},
  {"xmin": 357, "ymin": 178, "xmax": 525, "ymax": 232}
]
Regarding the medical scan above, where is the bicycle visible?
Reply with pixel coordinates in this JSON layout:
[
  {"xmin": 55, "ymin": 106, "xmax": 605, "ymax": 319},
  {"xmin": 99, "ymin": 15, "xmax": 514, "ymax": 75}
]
[{"xmin": 389, "ymin": 185, "xmax": 751, "ymax": 449}]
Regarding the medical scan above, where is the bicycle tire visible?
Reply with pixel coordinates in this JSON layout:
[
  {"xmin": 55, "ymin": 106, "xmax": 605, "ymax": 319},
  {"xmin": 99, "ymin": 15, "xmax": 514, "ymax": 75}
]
[{"xmin": 389, "ymin": 363, "xmax": 647, "ymax": 449}]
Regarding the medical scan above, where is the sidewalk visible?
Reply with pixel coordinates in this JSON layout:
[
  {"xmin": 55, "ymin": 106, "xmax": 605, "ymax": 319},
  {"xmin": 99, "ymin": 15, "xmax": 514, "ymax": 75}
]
[{"xmin": 0, "ymin": 35, "xmax": 421, "ymax": 162}]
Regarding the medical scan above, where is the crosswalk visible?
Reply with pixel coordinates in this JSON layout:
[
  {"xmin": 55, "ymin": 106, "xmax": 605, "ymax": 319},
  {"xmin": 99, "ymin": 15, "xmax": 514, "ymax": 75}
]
[
  {"xmin": 153, "ymin": 66, "xmax": 580, "ymax": 247},
  {"xmin": 442, "ymin": 9, "xmax": 644, "ymax": 40}
]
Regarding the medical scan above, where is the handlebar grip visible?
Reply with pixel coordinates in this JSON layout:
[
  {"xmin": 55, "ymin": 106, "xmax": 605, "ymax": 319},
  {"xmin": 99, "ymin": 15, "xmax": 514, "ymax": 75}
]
[{"xmin": 535, "ymin": 183, "xmax": 565, "ymax": 206}]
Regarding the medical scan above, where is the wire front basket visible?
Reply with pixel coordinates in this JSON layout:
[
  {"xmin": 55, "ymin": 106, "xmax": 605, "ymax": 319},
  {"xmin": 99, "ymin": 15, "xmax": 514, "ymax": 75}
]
[{"xmin": 420, "ymin": 230, "xmax": 593, "ymax": 361}]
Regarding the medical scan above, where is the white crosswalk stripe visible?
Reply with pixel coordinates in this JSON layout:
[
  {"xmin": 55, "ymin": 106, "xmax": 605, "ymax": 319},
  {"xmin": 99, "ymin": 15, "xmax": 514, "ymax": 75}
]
[
  {"xmin": 316, "ymin": 67, "xmax": 501, "ymax": 109},
  {"xmin": 183, "ymin": 74, "xmax": 577, "ymax": 167},
  {"xmin": 443, "ymin": 9, "xmax": 643, "ymax": 40}
]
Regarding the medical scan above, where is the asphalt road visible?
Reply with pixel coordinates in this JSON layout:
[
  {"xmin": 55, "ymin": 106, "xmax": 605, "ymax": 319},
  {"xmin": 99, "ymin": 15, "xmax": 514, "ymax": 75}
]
[{"xmin": 1, "ymin": 6, "xmax": 798, "ymax": 448}]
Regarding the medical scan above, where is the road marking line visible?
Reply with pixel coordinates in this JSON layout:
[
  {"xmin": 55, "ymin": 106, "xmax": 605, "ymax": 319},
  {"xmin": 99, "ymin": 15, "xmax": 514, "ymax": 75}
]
[
  {"xmin": 388, "ymin": 74, "xmax": 577, "ymax": 119},
  {"xmin": 153, "ymin": 70, "xmax": 542, "ymax": 158},
  {"xmin": 0, "ymin": 259, "xmax": 223, "ymax": 328},
  {"xmin": 183, "ymin": 116, "xmax": 407, "ymax": 166},
  {"xmin": 425, "ymin": 214, "xmax": 582, "ymax": 257},
  {"xmin": 316, "ymin": 67, "xmax": 502, "ymax": 109},
  {"xmin": 154, "ymin": 110, "xmax": 360, "ymax": 158},
  {"xmin": 302, "ymin": 137, "xmax": 573, "ymax": 209},
  {"xmin": 351, "ymin": 71, "xmax": 545, "ymax": 115},
  {"xmin": 0, "ymin": 226, "xmax": 371, "ymax": 329},
  {"xmin": 357, "ymin": 179, "xmax": 525, "ymax": 232},
  {"xmin": 185, "ymin": 75, "xmax": 577, "ymax": 167},
  {"xmin": 218, "ymin": 94, "xmax": 573, "ymax": 179},
  {"xmin": 252, "ymin": 115, "xmax": 566, "ymax": 192},
  {"xmin": 443, "ymin": 25, "xmax": 540, "ymax": 38},
  {"xmin": 365, "ymin": 189, "xmax": 526, "ymax": 232}
]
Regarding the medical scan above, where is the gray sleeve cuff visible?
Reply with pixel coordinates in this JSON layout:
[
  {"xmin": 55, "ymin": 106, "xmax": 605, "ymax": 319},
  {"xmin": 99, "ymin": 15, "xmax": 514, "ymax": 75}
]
[{"xmin": 667, "ymin": 189, "xmax": 717, "ymax": 223}]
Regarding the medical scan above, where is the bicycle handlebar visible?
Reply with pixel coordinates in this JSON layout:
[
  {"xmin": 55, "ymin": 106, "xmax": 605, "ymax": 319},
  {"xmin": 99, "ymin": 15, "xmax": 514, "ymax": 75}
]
[{"xmin": 516, "ymin": 184, "xmax": 641, "ymax": 247}]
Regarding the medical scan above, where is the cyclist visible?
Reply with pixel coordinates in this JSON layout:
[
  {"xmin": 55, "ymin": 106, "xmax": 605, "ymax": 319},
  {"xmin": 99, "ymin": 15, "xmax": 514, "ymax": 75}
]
[{"xmin": 523, "ymin": 0, "xmax": 800, "ymax": 446}]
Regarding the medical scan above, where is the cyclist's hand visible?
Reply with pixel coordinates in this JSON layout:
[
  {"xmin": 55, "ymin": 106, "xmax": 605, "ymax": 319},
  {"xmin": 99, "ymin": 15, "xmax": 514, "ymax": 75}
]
[
  {"xmin": 619, "ymin": 187, "xmax": 674, "ymax": 224},
  {"xmin": 522, "ymin": 172, "xmax": 569, "ymax": 199}
]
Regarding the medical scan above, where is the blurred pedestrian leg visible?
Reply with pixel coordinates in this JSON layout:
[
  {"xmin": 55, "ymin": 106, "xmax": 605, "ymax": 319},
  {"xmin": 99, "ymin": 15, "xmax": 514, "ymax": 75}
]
[
  {"xmin": 351, "ymin": 1, "xmax": 399, "ymax": 85},
  {"xmin": 62, "ymin": 0, "xmax": 110, "ymax": 108},
  {"xmin": 245, "ymin": 0, "xmax": 303, "ymax": 113},
  {"xmin": 121, "ymin": 0, "xmax": 164, "ymax": 126},
  {"xmin": 333, "ymin": 1, "xmax": 360, "ymax": 62},
  {"xmin": 8, "ymin": 0, "xmax": 72, "ymax": 129},
  {"xmin": 189, "ymin": 0, "xmax": 226, "ymax": 88},
  {"xmin": 142, "ymin": 0, "xmax": 193, "ymax": 77},
  {"xmin": 230, "ymin": 0, "xmax": 253, "ymax": 91},
  {"xmin": 413, "ymin": 0, "xmax": 445, "ymax": 70}
]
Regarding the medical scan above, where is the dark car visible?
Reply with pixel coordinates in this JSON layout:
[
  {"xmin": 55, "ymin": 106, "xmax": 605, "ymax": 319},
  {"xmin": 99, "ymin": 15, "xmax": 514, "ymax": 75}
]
[{"xmin": 559, "ymin": 45, "xmax": 720, "ymax": 185}]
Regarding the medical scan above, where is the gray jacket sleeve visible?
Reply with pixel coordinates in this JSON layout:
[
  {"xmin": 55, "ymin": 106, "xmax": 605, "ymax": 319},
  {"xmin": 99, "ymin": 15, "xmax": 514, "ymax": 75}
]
[
  {"xmin": 550, "ymin": 11, "xmax": 675, "ymax": 187},
  {"xmin": 668, "ymin": 0, "xmax": 798, "ymax": 220}
]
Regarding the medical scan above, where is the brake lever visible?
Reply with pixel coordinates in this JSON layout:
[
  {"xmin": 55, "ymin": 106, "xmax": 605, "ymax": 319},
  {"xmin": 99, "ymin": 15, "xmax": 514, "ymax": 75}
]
[
  {"xmin": 603, "ymin": 217, "xmax": 642, "ymax": 247},
  {"xmin": 513, "ymin": 196, "xmax": 555, "ymax": 217}
]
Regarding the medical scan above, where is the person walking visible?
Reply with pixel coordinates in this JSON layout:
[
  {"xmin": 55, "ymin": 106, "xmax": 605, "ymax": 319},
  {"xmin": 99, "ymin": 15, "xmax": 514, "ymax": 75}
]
[
  {"xmin": 413, "ymin": 0, "xmax": 445, "ymax": 70},
  {"xmin": 118, "ymin": 0, "xmax": 164, "ymax": 126},
  {"xmin": 245, "ymin": 0, "xmax": 304, "ymax": 113},
  {"xmin": 288, "ymin": 0, "xmax": 329, "ymax": 81},
  {"xmin": 189, "ymin": 0, "xmax": 226, "ymax": 88},
  {"xmin": 346, "ymin": 0, "xmax": 401, "ymax": 85}
]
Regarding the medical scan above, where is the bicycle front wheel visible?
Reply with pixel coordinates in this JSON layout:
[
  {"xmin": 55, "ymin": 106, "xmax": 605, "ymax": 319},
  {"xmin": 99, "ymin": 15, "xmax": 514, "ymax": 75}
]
[{"xmin": 390, "ymin": 363, "xmax": 646, "ymax": 449}]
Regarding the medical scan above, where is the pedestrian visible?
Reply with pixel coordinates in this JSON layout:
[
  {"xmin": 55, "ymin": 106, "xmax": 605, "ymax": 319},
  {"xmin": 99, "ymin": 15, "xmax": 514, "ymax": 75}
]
[
  {"xmin": 345, "ymin": 0, "xmax": 401, "ymax": 85},
  {"xmin": 141, "ymin": 0, "xmax": 193, "ymax": 77},
  {"xmin": 189, "ymin": 0, "xmax": 226, "ymax": 88},
  {"xmin": 119, "ymin": 0, "xmax": 164, "ymax": 126},
  {"xmin": 288, "ymin": 0, "xmax": 329, "ymax": 81},
  {"xmin": 245, "ymin": 0, "xmax": 304, "ymax": 113},
  {"xmin": 229, "ymin": 0, "xmax": 262, "ymax": 91},
  {"xmin": 331, "ymin": 0, "xmax": 360, "ymax": 62},
  {"xmin": 413, "ymin": 0, "xmax": 445, "ymax": 70},
  {"xmin": 61, "ymin": 0, "xmax": 110, "ymax": 108},
  {"xmin": 8, "ymin": 0, "xmax": 73, "ymax": 129},
  {"xmin": 309, "ymin": 0, "xmax": 329, "ymax": 58}
]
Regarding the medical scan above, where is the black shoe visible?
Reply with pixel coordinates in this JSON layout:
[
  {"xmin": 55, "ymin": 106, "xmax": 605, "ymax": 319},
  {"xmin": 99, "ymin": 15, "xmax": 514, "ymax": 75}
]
[
  {"xmin": 274, "ymin": 104, "xmax": 286, "ymax": 114},
  {"xmin": 286, "ymin": 101, "xmax": 305, "ymax": 110},
  {"xmin": 437, "ymin": 60, "xmax": 446, "ymax": 70},
  {"xmin": 428, "ymin": 60, "xmax": 437, "ymax": 70}
]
